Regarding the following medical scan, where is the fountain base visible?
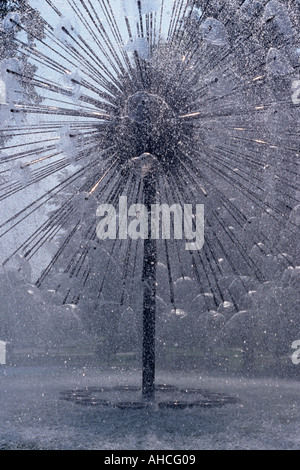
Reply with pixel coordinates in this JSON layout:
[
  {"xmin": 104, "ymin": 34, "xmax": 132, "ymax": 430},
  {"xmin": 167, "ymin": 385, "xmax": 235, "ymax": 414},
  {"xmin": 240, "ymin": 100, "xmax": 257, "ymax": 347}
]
[{"xmin": 60, "ymin": 384, "xmax": 239, "ymax": 409}]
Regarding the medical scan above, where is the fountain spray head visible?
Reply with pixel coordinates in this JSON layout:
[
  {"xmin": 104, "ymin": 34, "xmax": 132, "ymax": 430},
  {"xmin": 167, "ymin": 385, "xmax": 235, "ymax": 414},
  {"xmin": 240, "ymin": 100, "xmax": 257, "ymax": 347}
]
[
  {"xmin": 129, "ymin": 153, "xmax": 158, "ymax": 179},
  {"xmin": 125, "ymin": 91, "xmax": 172, "ymax": 126}
]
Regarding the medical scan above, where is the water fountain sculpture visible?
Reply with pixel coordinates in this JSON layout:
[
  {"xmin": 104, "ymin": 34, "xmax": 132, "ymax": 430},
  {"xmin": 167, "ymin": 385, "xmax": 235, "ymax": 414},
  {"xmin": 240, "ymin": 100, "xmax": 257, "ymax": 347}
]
[{"xmin": 0, "ymin": 0, "xmax": 299, "ymax": 409}]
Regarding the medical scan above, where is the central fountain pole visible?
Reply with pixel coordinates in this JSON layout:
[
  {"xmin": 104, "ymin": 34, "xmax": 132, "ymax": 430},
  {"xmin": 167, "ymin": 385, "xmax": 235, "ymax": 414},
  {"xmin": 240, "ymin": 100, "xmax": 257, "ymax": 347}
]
[
  {"xmin": 127, "ymin": 88, "xmax": 162, "ymax": 402},
  {"xmin": 141, "ymin": 163, "xmax": 157, "ymax": 402}
]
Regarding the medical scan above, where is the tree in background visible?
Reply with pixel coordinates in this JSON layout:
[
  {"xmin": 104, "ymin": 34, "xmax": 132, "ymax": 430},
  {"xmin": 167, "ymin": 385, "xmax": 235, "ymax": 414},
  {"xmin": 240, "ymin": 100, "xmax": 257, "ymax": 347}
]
[{"xmin": 0, "ymin": 1, "xmax": 20, "ymax": 19}]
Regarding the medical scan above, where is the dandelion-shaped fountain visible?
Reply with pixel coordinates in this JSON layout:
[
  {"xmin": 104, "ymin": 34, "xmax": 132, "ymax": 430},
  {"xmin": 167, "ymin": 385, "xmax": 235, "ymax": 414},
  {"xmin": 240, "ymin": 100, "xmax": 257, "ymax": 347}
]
[{"xmin": 1, "ymin": 0, "xmax": 299, "ymax": 409}]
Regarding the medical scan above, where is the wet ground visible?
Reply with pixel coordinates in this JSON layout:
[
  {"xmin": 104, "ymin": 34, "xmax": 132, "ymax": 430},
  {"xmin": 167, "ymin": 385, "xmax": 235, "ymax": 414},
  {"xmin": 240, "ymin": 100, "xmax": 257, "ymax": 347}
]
[{"xmin": 0, "ymin": 365, "xmax": 299, "ymax": 450}]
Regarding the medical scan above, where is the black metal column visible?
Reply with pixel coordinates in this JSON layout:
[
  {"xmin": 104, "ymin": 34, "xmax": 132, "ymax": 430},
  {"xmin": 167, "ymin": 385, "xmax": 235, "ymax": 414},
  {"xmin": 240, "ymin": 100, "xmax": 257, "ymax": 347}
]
[{"xmin": 142, "ymin": 172, "xmax": 157, "ymax": 402}]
